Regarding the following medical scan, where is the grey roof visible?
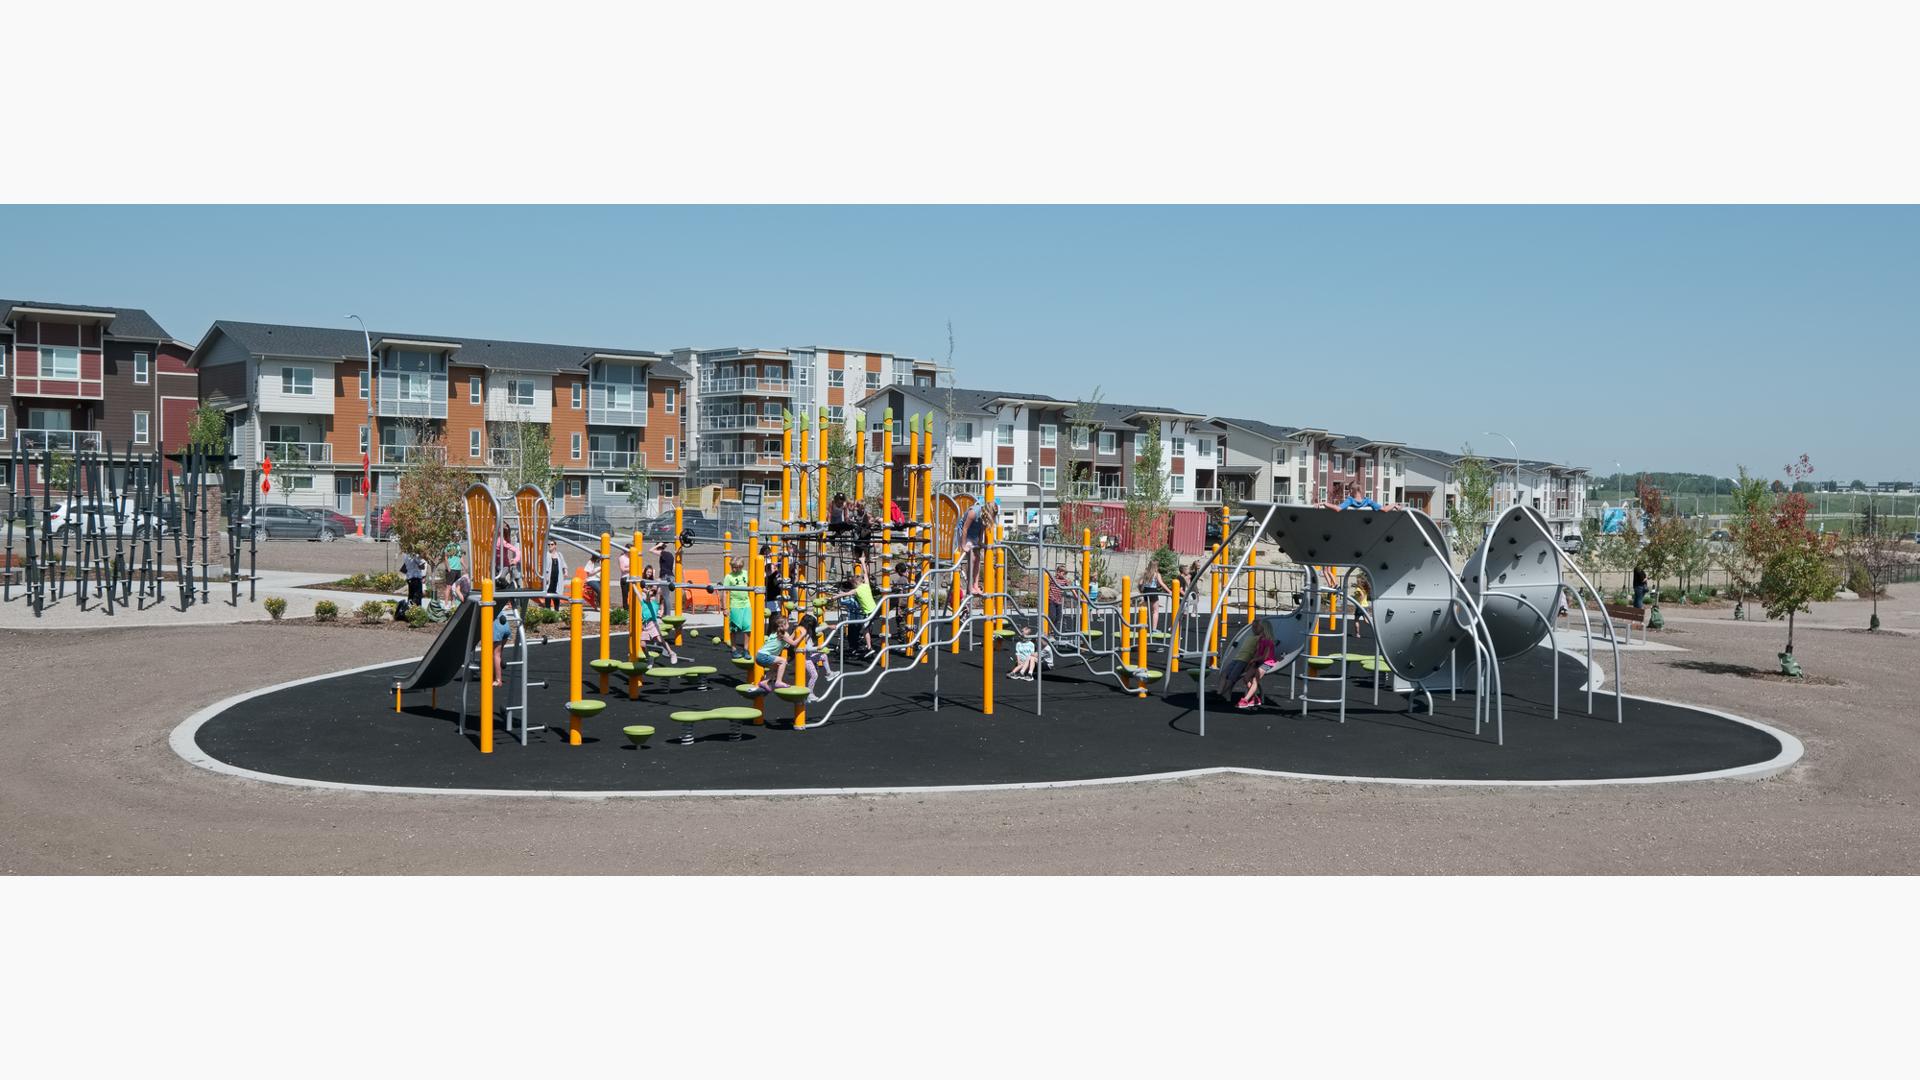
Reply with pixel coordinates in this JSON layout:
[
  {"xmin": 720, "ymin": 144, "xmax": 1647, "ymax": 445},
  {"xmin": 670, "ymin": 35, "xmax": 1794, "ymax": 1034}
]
[
  {"xmin": 198, "ymin": 319, "xmax": 679, "ymax": 376},
  {"xmin": 0, "ymin": 298, "xmax": 176, "ymax": 341},
  {"xmin": 1208, "ymin": 416, "xmax": 1303, "ymax": 444}
]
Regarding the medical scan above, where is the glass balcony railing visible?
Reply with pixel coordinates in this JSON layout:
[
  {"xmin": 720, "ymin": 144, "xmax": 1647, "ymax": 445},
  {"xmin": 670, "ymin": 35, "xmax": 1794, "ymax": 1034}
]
[
  {"xmin": 262, "ymin": 441, "xmax": 333, "ymax": 465},
  {"xmin": 699, "ymin": 413, "xmax": 786, "ymax": 433},
  {"xmin": 588, "ymin": 450, "xmax": 644, "ymax": 470},
  {"xmin": 700, "ymin": 451, "xmax": 785, "ymax": 470},
  {"xmin": 380, "ymin": 444, "xmax": 447, "ymax": 465},
  {"xmin": 1193, "ymin": 487, "xmax": 1221, "ymax": 503},
  {"xmin": 17, "ymin": 429, "xmax": 104, "ymax": 453},
  {"xmin": 699, "ymin": 377, "xmax": 793, "ymax": 397}
]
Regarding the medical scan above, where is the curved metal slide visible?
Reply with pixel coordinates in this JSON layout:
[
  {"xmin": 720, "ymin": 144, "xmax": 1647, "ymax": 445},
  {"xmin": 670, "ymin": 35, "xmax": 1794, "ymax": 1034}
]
[{"xmin": 394, "ymin": 598, "xmax": 479, "ymax": 693}]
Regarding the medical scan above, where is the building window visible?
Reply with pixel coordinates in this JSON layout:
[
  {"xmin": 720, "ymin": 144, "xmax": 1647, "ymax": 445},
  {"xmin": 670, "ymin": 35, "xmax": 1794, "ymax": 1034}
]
[
  {"xmin": 741, "ymin": 364, "xmax": 757, "ymax": 380},
  {"xmin": 359, "ymin": 426, "xmax": 370, "ymax": 455},
  {"xmin": 827, "ymin": 406, "xmax": 845, "ymax": 426},
  {"xmin": 469, "ymin": 430, "xmax": 482, "ymax": 457},
  {"xmin": 359, "ymin": 370, "xmax": 369, "ymax": 399},
  {"xmin": 865, "ymin": 371, "xmax": 880, "ymax": 390},
  {"xmin": 133, "ymin": 352, "xmax": 150, "ymax": 385},
  {"xmin": 288, "ymin": 474, "xmax": 315, "ymax": 492},
  {"xmin": 1170, "ymin": 475, "xmax": 1185, "ymax": 496},
  {"xmin": 1041, "ymin": 466, "xmax": 1057, "ymax": 490},
  {"xmin": 1040, "ymin": 424, "xmax": 1057, "ymax": 449},
  {"xmin": 470, "ymin": 376, "xmax": 481, "ymax": 404},
  {"xmin": 279, "ymin": 366, "xmax": 314, "ymax": 396},
  {"xmin": 659, "ymin": 480, "xmax": 676, "ymax": 498},
  {"xmin": 1317, "ymin": 450, "xmax": 1329, "ymax": 470},
  {"xmin": 1071, "ymin": 427, "xmax": 1090, "ymax": 451},
  {"xmin": 1099, "ymin": 431, "xmax": 1117, "ymax": 455},
  {"xmin": 42, "ymin": 347, "xmax": 81, "ymax": 379},
  {"xmin": 571, "ymin": 382, "xmax": 582, "ymax": 409},
  {"xmin": 571, "ymin": 433, "xmax": 582, "ymax": 460},
  {"xmin": 995, "ymin": 465, "xmax": 1014, "ymax": 483},
  {"xmin": 996, "ymin": 424, "xmax": 1014, "ymax": 447},
  {"xmin": 665, "ymin": 437, "xmax": 676, "ymax": 463},
  {"xmin": 267, "ymin": 424, "xmax": 302, "ymax": 445},
  {"xmin": 1171, "ymin": 436, "xmax": 1185, "ymax": 456},
  {"xmin": 133, "ymin": 411, "xmax": 150, "ymax": 444},
  {"xmin": 604, "ymin": 478, "xmax": 630, "ymax": 495},
  {"xmin": 506, "ymin": 379, "xmax": 535, "ymax": 407},
  {"xmin": 955, "ymin": 421, "xmax": 975, "ymax": 441},
  {"xmin": 568, "ymin": 478, "xmax": 584, "ymax": 497},
  {"xmin": 664, "ymin": 386, "xmax": 676, "ymax": 414},
  {"xmin": 894, "ymin": 358, "xmax": 912, "ymax": 383},
  {"xmin": 0, "ymin": 346, "xmax": 7, "ymax": 376},
  {"xmin": 829, "ymin": 369, "xmax": 845, "ymax": 389},
  {"xmin": 1197, "ymin": 437, "xmax": 1213, "ymax": 458},
  {"xmin": 1334, "ymin": 453, "xmax": 1346, "ymax": 473},
  {"xmin": 1272, "ymin": 447, "xmax": 1287, "ymax": 466}
]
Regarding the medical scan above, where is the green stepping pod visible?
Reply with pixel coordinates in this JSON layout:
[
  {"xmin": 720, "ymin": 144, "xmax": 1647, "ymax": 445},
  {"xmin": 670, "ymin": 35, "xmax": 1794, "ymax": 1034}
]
[
  {"xmin": 730, "ymin": 657, "xmax": 756, "ymax": 669},
  {"xmin": 565, "ymin": 699, "xmax": 607, "ymax": 715},
  {"xmin": 622, "ymin": 725, "xmax": 655, "ymax": 746},
  {"xmin": 772, "ymin": 686, "xmax": 811, "ymax": 701}
]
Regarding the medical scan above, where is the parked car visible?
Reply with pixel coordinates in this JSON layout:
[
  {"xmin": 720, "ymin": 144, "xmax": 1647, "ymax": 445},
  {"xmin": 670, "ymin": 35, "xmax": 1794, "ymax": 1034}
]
[
  {"xmin": 46, "ymin": 499, "xmax": 167, "ymax": 538},
  {"xmin": 1558, "ymin": 534, "xmax": 1582, "ymax": 554},
  {"xmin": 236, "ymin": 505, "xmax": 341, "ymax": 540},
  {"xmin": 554, "ymin": 511, "xmax": 615, "ymax": 538},
  {"xmin": 1709, "ymin": 529, "xmax": 1731, "ymax": 542},
  {"xmin": 307, "ymin": 508, "xmax": 360, "ymax": 536}
]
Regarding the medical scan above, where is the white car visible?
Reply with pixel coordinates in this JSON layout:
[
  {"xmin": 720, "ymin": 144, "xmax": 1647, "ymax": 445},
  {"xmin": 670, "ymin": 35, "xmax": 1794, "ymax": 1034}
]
[{"xmin": 46, "ymin": 499, "xmax": 166, "ymax": 538}]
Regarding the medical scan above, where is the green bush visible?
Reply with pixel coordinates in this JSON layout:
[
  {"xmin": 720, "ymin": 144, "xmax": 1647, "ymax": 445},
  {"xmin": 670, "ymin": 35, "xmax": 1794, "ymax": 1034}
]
[
  {"xmin": 524, "ymin": 605, "xmax": 560, "ymax": 627},
  {"xmin": 338, "ymin": 573, "xmax": 372, "ymax": 590},
  {"xmin": 404, "ymin": 604, "xmax": 432, "ymax": 628},
  {"xmin": 263, "ymin": 596, "xmax": 287, "ymax": 620},
  {"xmin": 1657, "ymin": 585, "xmax": 1684, "ymax": 604},
  {"xmin": 370, "ymin": 571, "xmax": 406, "ymax": 593},
  {"xmin": 610, "ymin": 606, "xmax": 630, "ymax": 626},
  {"xmin": 1149, "ymin": 546, "xmax": 1181, "ymax": 583},
  {"xmin": 314, "ymin": 599, "xmax": 339, "ymax": 622},
  {"xmin": 1845, "ymin": 564, "xmax": 1877, "ymax": 598},
  {"xmin": 357, "ymin": 600, "xmax": 388, "ymax": 624}
]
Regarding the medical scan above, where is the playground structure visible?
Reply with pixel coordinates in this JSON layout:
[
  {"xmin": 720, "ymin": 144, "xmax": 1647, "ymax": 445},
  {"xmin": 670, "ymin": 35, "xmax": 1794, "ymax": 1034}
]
[
  {"xmin": 3, "ymin": 436, "xmax": 260, "ymax": 616},
  {"xmin": 384, "ymin": 405, "xmax": 1630, "ymax": 758}
]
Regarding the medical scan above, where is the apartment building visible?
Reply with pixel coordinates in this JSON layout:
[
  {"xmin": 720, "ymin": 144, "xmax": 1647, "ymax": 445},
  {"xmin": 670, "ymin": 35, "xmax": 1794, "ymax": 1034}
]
[
  {"xmin": 1402, "ymin": 447, "xmax": 1588, "ymax": 539},
  {"xmin": 190, "ymin": 320, "xmax": 687, "ymax": 518},
  {"xmin": 2, "ymin": 298, "xmax": 196, "ymax": 495},
  {"xmin": 672, "ymin": 345, "xmax": 943, "ymax": 499}
]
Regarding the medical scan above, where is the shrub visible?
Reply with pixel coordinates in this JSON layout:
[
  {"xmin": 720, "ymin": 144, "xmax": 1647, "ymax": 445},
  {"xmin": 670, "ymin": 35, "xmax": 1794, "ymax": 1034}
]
[
  {"xmin": 314, "ymin": 599, "xmax": 339, "ymax": 622},
  {"xmin": 610, "ymin": 606, "xmax": 630, "ymax": 626},
  {"xmin": 370, "ymin": 571, "xmax": 406, "ymax": 593},
  {"xmin": 263, "ymin": 596, "xmax": 287, "ymax": 620},
  {"xmin": 338, "ymin": 573, "xmax": 372, "ymax": 590},
  {"xmin": 357, "ymin": 600, "xmax": 388, "ymax": 624},
  {"xmin": 1149, "ymin": 546, "xmax": 1181, "ymax": 583},
  {"xmin": 404, "ymin": 604, "xmax": 432, "ymax": 628},
  {"xmin": 1657, "ymin": 585, "xmax": 1684, "ymax": 604},
  {"xmin": 1846, "ymin": 564, "xmax": 1879, "ymax": 598},
  {"xmin": 524, "ymin": 605, "xmax": 560, "ymax": 627}
]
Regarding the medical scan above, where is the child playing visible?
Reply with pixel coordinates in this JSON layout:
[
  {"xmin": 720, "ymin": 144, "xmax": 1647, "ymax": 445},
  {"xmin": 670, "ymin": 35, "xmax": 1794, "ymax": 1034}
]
[
  {"xmin": 722, "ymin": 559, "xmax": 752, "ymax": 659},
  {"xmin": 637, "ymin": 584, "xmax": 683, "ymax": 665},
  {"xmin": 752, "ymin": 614, "xmax": 802, "ymax": 692},
  {"xmin": 491, "ymin": 602, "xmax": 520, "ymax": 687},
  {"xmin": 1009, "ymin": 625, "xmax": 1040, "ymax": 680},
  {"xmin": 1235, "ymin": 620, "xmax": 1282, "ymax": 709}
]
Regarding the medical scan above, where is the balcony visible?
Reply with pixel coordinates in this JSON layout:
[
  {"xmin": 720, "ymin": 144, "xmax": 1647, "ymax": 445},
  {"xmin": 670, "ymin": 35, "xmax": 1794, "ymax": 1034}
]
[
  {"xmin": 587, "ymin": 384, "xmax": 648, "ymax": 427},
  {"xmin": 1193, "ymin": 487, "xmax": 1221, "ymax": 503},
  {"xmin": 700, "ymin": 451, "xmax": 785, "ymax": 470},
  {"xmin": 699, "ymin": 413, "xmax": 785, "ymax": 434},
  {"xmin": 488, "ymin": 448, "xmax": 521, "ymax": 468},
  {"xmin": 699, "ymin": 376, "xmax": 793, "ymax": 398},
  {"xmin": 262, "ymin": 442, "xmax": 333, "ymax": 465},
  {"xmin": 1068, "ymin": 481, "xmax": 1125, "ymax": 501},
  {"xmin": 381, "ymin": 444, "xmax": 447, "ymax": 465},
  {"xmin": 587, "ymin": 450, "xmax": 645, "ymax": 471},
  {"xmin": 17, "ymin": 429, "xmax": 104, "ymax": 454}
]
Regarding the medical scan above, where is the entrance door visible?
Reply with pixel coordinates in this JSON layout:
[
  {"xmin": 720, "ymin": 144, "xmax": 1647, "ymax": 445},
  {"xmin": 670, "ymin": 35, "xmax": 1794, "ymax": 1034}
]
[{"xmin": 335, "ymin": 475, "xmax": 355, "ymax": 514}]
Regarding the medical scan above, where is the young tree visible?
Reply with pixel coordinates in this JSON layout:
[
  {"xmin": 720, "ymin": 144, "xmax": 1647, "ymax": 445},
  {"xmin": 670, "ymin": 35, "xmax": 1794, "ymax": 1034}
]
[
  {"xmin": 825, "ymin": 419, "xmax": 858, "ymax": 501},
  {"xmin": 1724, "ymin": 467, "xmax": 1771, "ymax": 619},
  {"xmin": 1446, "ymin": 447, "xmax": 1495, "ymax": 558},
  {"xmin": 622, "ymin": 454, "xmax": 652, "ymax": 519},
  {"xmin": 1057, "ymin": 388, "xmax": 1112, "ymax": 587},
  {"xmin": 490, "ymin": 416, "xmax": 557, "ymax": 503},
  {"xmin": 1124, "ymin": 418, "xmax": 1171, "ymax": 552},
  {"xmin": 390, "ymin": 430, "xmax": 473, "ymax": 580},
  {"xmin": 1739, "ymin": 456, "xmax": 1841, "ymax": 674},
  {"xmin": 1840, "ymin": 502, "xmax": 1900, "ymax": 630},
  {"xmin": 186, "ymin": 404, "xmax": 230, "ymax": 454}
]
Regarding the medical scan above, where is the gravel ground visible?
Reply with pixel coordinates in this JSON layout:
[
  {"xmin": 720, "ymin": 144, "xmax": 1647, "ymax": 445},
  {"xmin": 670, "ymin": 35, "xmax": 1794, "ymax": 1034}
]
[{"xmin": 3, "ymin": 587, "xmax": 1917, "ymax": 875}]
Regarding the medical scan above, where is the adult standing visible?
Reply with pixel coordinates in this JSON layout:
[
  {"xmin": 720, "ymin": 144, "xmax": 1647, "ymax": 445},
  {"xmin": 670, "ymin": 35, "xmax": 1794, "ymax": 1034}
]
[
  {"xmin": 652, "ymin": 540, "xmax": 675, "ymax": 583},
  {"xmin": 1632, "ymin": 565, "xmax": 1649, "ymax": 608},
  {"xmin": 542, "ymin": 541, "xmax": 568, "ymax": 610},
  {"xmin": 400, "ymin": 548, "xmax": 427, "ymax": 609},
  {"xmin": 443, "ymin": 540, "xmax": 466, "ymax": 604}
]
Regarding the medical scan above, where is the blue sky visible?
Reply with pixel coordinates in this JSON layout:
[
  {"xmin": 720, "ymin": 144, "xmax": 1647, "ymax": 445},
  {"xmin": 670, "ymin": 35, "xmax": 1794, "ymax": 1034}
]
[{"xmin": 4, "ymin": 205, "xmax": 1913, "ymax": 480}]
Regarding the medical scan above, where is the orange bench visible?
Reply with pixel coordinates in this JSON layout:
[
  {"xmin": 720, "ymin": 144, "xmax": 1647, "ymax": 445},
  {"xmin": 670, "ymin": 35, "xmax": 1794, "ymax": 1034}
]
[{"xmin": 682, "ymin": 567, "xmax": 722, "ymax": 612}]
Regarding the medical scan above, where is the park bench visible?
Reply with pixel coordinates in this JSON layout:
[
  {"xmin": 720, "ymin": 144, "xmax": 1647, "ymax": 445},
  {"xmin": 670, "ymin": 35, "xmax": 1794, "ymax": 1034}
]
[{"xmin": 1602, "ymin": 603, "xmax": 1648, "ymax": 644}]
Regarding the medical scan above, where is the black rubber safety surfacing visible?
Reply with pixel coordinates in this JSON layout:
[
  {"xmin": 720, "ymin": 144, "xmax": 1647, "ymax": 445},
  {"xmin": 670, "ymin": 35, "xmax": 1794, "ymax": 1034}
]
[{"xmin": 192, "ymin": 635, "xmax": 1784, "ymax": 792}]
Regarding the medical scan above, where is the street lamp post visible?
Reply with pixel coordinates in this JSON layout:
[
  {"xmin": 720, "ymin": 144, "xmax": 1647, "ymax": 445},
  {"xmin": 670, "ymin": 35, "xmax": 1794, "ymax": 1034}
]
[
  {"xmin": 1485, "ymin": 430, "xmax": 1517, "ymax": 514},
  {"xmin": 347, "ymin": 314, "xmax": 375, "ymax": 540}
]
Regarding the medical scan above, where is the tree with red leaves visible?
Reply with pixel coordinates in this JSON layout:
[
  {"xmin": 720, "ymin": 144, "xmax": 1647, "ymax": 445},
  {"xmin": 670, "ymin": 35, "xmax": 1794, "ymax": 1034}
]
[{"xmin": 1733, "ymin": 455, "xmax": 1840, "ymax": 675}]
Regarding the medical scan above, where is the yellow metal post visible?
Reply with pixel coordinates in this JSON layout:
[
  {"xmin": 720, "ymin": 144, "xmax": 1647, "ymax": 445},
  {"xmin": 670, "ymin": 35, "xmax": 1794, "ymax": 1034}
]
[
  {"xmin": 629, "ymin": 530, "xmax": 642, "ymax": 668},
  {"xmin": 792, "ymin": 620, "xmax": 809, "ymax": 729},
  {"xmin": 672, "ymin": 506, "xmax": 685, "ymax": 646},
  {"xmin": 1209, "ymin": 543, "xmax": 1222, "ymax": 667},
  {"xmin": 854, "ymin": 414, "xmax": 867, "ymax": 504},
  {"xmin": 748, "ymin": 519, "xmax": 765, "ymax": 724},
  {"xmin": 1247, "ymin": 547, "xmax": 1257, "ymax": 626},
  {"xmin": 568, "ymin": 577, "xmax": 585, "ymax": 745},
  {"xmin": 982, "ymin": 541, "xmax": 995, "ymax": 716},
  {"xmin": 1080, "ymin": 528, "xmax": 1092, "ymax": 638},
  {"xmin": 1169, "ymin": 579, "xmax": 1182, "ymax": 675},
  {"xmin": 598, "ymin": 531, "xmax": 612, "ymax": 694},
  {"xmin": 781, "ymin": 413, "xmax": 794, "ymax": 531},
  {"xmin": 908, "ymin": 413, "xmax": 921, "ymax": 530},
  {"xmin": 1120, "ymin": 574, "xmax": 1133, "ymax": 657},
  {"xmin": 479, "ymin": 578, "xmax": 495, "ymax": 754}
]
